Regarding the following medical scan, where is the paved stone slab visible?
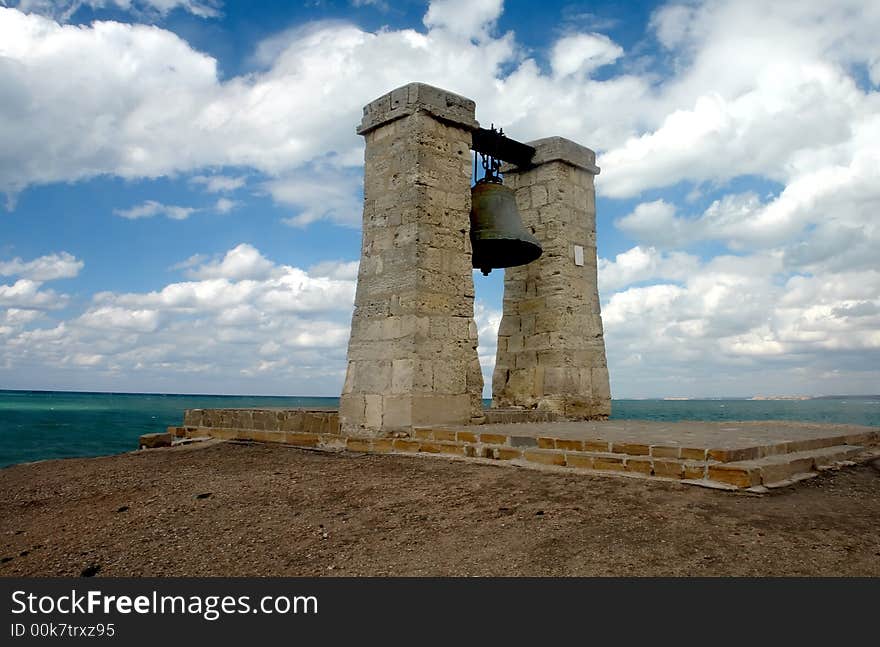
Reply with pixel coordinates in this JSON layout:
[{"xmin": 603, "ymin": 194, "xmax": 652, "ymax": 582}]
[
  {"xmin": 429, "ymin": 419, "xmax": 880, "ymax": 449},
  {"xmin": 171, "ymin": 408, "xmax": 879, "ymax": 490}
]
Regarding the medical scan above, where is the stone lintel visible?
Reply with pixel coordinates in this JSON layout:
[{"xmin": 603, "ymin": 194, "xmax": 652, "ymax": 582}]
[
  {"xmin": 356, "ymin": 82, "xmax": 479, "ymax": 135},
  {"xmin": 503, "ymin": 136, "xmax": 600, "ymax": 175}
]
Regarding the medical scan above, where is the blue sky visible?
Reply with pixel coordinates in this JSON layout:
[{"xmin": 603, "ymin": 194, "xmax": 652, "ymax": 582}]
[{"xmin": 1, "ymin": 0, "xmax": 878, "ymax": 398}]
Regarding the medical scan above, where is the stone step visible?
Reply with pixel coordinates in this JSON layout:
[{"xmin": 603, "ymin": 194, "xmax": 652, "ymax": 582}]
[
  {"xmin": 703, "ymin": 433, "xmax": 875, "ymax": 463},
  {"xmin": 505, "ymin": 448, "xmax": 709, "ymax": 480},
  {"xmin": 167, "ymin": 422, "xmax": 870, "ymax": 490},
  {"xmin": 415, "ymin": 425, "xmax": 720, "ymax": 462},
  {"xmin": 181, "ymin": 408, "xmax": 340, "ymax": 435},
  {"xmin": 341, "ymin": 439, "xmax": 713, "ymax": 480},
  {"xmin": 166, "ymin": 413, "xmax": 878, "ymax": 491},
  {"xmin": 703, "ymin": 445, "xmax": 864, "ymax": 488},
  {"xmin": 418, "ymin": 425, "xmax": 879, "ymax": 464},
  {"xmin": 169, "ymin": 426, "xmax": 339, "ymax": 448}
]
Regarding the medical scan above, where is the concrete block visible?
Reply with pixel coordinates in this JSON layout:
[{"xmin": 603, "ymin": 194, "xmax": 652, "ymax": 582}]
[
  {"xmin": 393, "ymin": 439, "xmax": 421, "ymax": 452},
  {"xmin": 523, "ymin": 450, "xmax": 566, "ymax": 466},
  {"xmin": 565, "ymin": 453, "xmax": 594, "ymax": 469},
  {"xmin": 592, "ymin": 457, "xmax": 625, "ymax": 472},
  {"xmin": 364, "ymin": 395, "xmax": 383, "ymax": 429},
  {"xmin": 391, "ymin": 359, "xmax": 414, "ymax": 394},
  {"xmin": 625, "ymin": 458, "xmax": 653, "ymax": 475},
  {"xmin": 284, "ymin": 432, "xmax": 319, "ymax": 447},
  {"xmin": 651, "ymin": 445, "xmax": 680, "ymax": 459},
  {"xmin": 139, "ymin": 432, "xmax": 173, "ymax": 449},
  {"xmin": 612, "ymin": 443, "xmax": 651, "ymax": 456},
  {"xmin": 409, "ymin": 394, "xmax": 471, "ymax": 427},
  {"xmin": 382, "ymin": 395, "xmax": 413, "ymax": 429},
  {"xmin": 652, "ymin": 460, "xmax": 684, "ymax": 479},
  {"xmin": 708, "ymin": 465, "xmax": 760, "ymax": 488}
]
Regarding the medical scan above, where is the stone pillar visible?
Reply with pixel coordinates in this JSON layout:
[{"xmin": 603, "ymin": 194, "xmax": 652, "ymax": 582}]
[
  {"xmin": 339, "ymin": 83, "xmax": 484, "ymax": 435},
  {"xmin": 492, "ymin": 137, "xmax": 611, "ymax": 419}
]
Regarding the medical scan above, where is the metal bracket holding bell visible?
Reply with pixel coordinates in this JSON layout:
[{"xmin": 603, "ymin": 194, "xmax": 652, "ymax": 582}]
[
  {"xmin": 475, "ymin": 125, "xmax": 504, "ymax": 185},
  {"xmin": 471, "ymin": 125, "xmax": 536, "ymax": 170}
]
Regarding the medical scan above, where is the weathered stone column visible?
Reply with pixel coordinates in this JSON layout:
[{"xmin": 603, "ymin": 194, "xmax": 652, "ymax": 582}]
[
  {"xmin": 340, "ymin": 83, "xmax": 484, "ymax": 435},
  {"xmin": 492, "ymin": 137, "xmax": 611, "ymax": 418}
]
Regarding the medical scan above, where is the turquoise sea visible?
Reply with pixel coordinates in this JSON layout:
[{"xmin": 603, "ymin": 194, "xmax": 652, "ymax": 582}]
[{"xmin": 1, "ymin": 390, "xmax": 878, "ymax": 468}]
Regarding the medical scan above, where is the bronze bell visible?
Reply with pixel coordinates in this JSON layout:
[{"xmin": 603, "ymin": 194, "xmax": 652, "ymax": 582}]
[{"xmin": 470, "ymin": 179, "xmax": 542, "ymax": 275}]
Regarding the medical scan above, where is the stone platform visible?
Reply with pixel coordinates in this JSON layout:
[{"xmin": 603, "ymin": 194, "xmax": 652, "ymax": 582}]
[{"xmin": 164, "ymin": 409, "xmax": 880, "ymax": 491}]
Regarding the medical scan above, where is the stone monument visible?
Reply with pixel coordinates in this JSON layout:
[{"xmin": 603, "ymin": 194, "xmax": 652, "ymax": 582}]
[
  {"xmin": 339, "ymin": 82, "xmax": 609, "ymax": 436},
  {"xmin": 169, "ymin": 87, "xmax": 878, "ymax": 489}
]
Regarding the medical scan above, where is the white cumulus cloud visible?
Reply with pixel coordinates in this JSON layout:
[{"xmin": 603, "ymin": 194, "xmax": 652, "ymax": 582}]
[
  {"xmin": 0, "ymin": 251, "xmax": 83, "ymax": 281},
  {"xmin": 422, "ymin": 0, "xmax": 503, "ymax": 41},
  {"xmin": 189, "ymin": 174, "xmax": 247, "ymax": 193},
  {"xmin": 0, "ymin": 243, "xmax": 360, "ymax": 393},
  {"xmin": 113, "ymin": 200, "xmax": 198, "ymax": 220},
  {"xmin": 551, "ymin": 33, "xmax": 623, "ymax": 78},
  {"xmin": 185, "ymin": 243, "xmax": 276, "ymax": 281},
  {"xmin": 0, "ymin": 279, "xmax": 67, "ymax": 309},
  {"xmin": 9, "ymin": 0, "xmax": 221, "ymax": 21}
]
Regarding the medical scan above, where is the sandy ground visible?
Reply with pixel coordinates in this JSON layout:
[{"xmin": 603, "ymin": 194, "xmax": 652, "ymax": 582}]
[{"xmin": 1, "ymin": 440, "xmax": 879, "ymax": 577}]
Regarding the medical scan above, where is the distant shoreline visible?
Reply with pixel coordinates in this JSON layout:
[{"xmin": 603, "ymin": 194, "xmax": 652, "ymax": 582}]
[
  {"xmin": 2, "ymin": 389, "xmax": 878, "ymax": 401},
  {"xmin": 0, "ymin": 388, "xmax": 338, "ymax": 399}
]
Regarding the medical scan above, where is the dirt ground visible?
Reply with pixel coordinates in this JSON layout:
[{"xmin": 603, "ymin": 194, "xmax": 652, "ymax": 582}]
[{"xmin": 1, "ymin": 440, "xmax": 879, "ymax": 577}]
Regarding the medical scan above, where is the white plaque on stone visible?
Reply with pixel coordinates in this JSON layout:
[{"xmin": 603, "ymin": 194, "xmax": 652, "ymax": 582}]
[{"xmin": 574, "ymin": 245, "xmax": 584, "ymax": 266}]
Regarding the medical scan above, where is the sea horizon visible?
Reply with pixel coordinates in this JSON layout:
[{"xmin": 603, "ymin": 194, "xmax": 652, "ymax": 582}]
[{"xmin": 3, "ymin": 388, "xmax": 878, "ymax": 400}]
